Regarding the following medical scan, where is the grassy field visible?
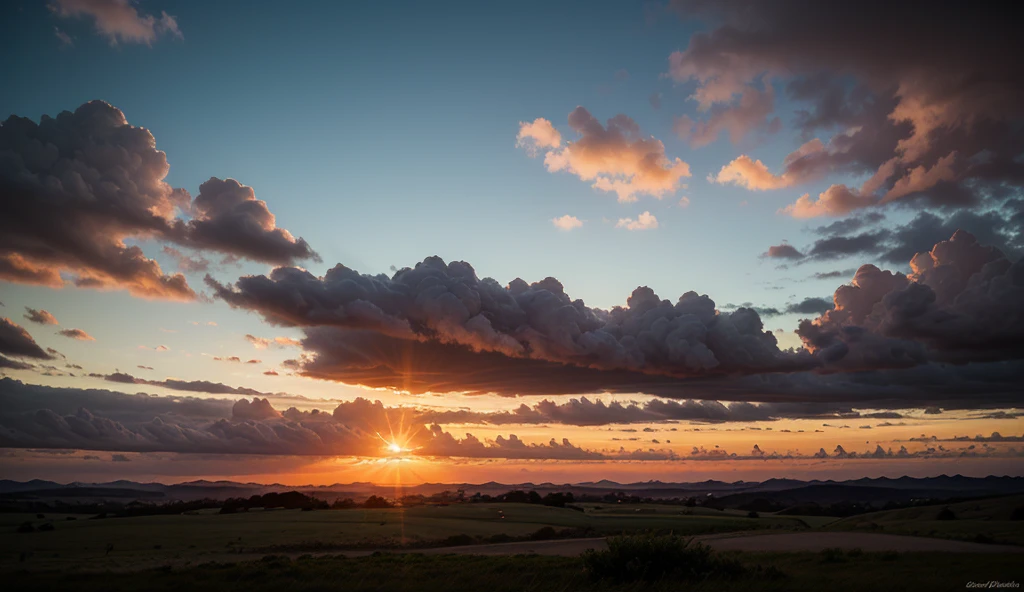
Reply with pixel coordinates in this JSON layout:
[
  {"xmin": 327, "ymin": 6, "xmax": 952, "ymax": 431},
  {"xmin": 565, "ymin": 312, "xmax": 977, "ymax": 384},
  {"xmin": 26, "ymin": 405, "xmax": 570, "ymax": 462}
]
[
  {"xmin": 4, "ymin": 549, "xmax": 1022, "ymax": 592},
  {"xmin": 0, "ymin": 503, "xmax": 803, "ymax": 572},
  {"xmin": 826, "ymin": 494, "xmax": 1024, "ymax": 545}
]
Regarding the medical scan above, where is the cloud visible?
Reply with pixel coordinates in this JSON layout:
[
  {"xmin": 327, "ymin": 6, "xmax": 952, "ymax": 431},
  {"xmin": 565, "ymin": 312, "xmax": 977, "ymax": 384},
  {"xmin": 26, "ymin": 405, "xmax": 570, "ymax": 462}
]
[
  {"xmin": 207, "ymin": 256, "xmax": 809, "ymax": 396},
  {"xmin": 24, "ymin": 308, "xmax": 58, "ymax": 326},
  {"xmin": 58, "ymin": 328, "xmax": 95, "ymax": 341},
  {"xmin": 48, "ymin": 0, "xmax": 182, "ymax": 46},
  {"xmin": 520, "ymin": 107, "xmax": 690, "ymax": 202},
  {"xmin": 213, "ymin": 356, "xmax": 241, "ymax": 363},
  {"xmin": 162, "ymin": 246, "xmax": 210, "ymax": 273},
  {"xmin": 182, "ymin": 178, "xmax": 320, "ymax": 266},
  {"xmin": 551, "ymin": 215, "xmax": 583, "ymax": 231},
  {"xmin": 53, "ymin": 26, "xmax": 73, "ymax": 46},
  {"xmin": 713, "ymin": 140, "xmax": 826, "ymax": 190},
  {"xmin": 615, "ymin": 211, "xmax": 658, "ymax": 231},
  {"xmin": 1, "ymin": 319, "xmax": 52, "ymax": 360},
  {"xmin": 763, "ymin": 244, "xmax": 804, "ymax": 259},
  {"xmin": 674, "ymin": 84, "xmax": 779, "ymax": 147},
  {"xmin": 516, "ymin": 118, "xmax": 561, "ymax": 155},
  {"xmin": 102, "ymin": 372, "xmax": 275, "ymax": 398},
  {"xmin": 0, "ymin": 101, "xmax": 317, "ymax": 300},
  {"xmin": 797, "ymin": 230, "xmax": 1024, "ymax": 369},
  {"xmin": 784, "ymin": 297, "xmax": 834, "ymax": 316},
  {"xmin": 669, "ymin": 0, "xmax": 1024, "ymax": 218}
]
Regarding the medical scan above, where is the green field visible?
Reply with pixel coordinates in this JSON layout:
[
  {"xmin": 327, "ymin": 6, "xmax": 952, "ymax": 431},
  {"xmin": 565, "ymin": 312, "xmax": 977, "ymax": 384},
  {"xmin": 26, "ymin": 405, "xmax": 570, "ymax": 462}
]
[
  {"xmin": 5, "ymin": 549, "xmax": 1022, "ymax": 592},
  {"xmin": 826, "ymin": 494, "xmax": 1024, "ymax": 545},
  {"xmin": 0, "ymin": 503, "xmax": 803, "ymax": 572}
]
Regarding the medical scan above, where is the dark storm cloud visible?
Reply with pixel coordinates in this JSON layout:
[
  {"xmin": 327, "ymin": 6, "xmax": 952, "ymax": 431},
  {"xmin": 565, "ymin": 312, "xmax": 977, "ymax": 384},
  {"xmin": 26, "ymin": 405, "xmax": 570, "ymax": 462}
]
[
  {"xmin": 208, "ymin": 256, "xmax": 811, "ymax": 382},
  {"xmin": 0, "ymin": 101, "xmax": 317, "ymax": 300},
  {"xmin": 796, "ymin": 230, "xmax": 1024, "ymax": 370},
  {"xmin": 204, "ymin": 229, "xmax": 1024, "ymax": 409}
]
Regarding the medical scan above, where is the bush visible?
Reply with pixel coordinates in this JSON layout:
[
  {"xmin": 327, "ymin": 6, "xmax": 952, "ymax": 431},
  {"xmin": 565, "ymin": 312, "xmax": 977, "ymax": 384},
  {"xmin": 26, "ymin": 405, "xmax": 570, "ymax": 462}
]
[
  {"xmin": 15, "ymin": 522, "xmax": 35, "ymax": 534},
  {"xmin": 1010, "ymin": 506, "xmax": 1024, "ymax": 521},
  {"xmin": 38, "ymin": 523, "xmax": 55, "ymax": 532},
  {"xmin": 530, "ymin": 527, "xmax": 558, "ymax": 541},
  {"xmin": 936, "ymin": 507, "xmax": 956, "ymax": 521},
  {"xmin": 363, "ymin": 495, "xmax": 393, "ymax": 509},
  {"xmin": 820, "ymin": 548, "xmax": 847, "ymax": 563},
  {"xmin": 582, "ymin": 534, "xmax": 737, "ymax": 582},
  {"xmin": 747, "ymin": 511, "xmax": 760, "ymax": 518}
]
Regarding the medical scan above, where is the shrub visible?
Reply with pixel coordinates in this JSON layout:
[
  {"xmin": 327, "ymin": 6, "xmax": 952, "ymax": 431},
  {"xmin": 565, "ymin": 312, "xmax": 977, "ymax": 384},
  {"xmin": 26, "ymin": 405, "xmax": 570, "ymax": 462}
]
[
  {"xmin": 363, "ymin": 495, "xmax": 393, "ymax": 509},
  {"xmin": 936, "ymin": 507, "xmax": 956, "ymax": 521},
  {"xmin": 820, "ymin": 547, "xmax": 847, "ymax": 563},
  {"xmin": 38, "ymin": 523, "xmax": 55, "ymax": 532},
  {"xmin": 582, "ymin": 534, "xmax": 735, "ymax": 582},
  {"xmin": 530, "ymin": 527, "xmax": 558, "ymax": 541},
  {"xmin": 1010, "ymin": 506, "xmax": 1024, "ymax": 521},
  {"xmin": 15, "ymin": 522, "xmax": 35, "ymax": 534},
  {"xmin": 747, "ymin": 511, "xmax": 760, "ymax": 519}
]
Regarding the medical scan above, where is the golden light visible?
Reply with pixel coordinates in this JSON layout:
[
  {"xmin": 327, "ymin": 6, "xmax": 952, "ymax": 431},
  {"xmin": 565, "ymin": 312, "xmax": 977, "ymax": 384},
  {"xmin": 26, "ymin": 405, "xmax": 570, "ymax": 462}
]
[{"xmin": 387, "ymin": 441, "xmax": 405, "ymax": 454}]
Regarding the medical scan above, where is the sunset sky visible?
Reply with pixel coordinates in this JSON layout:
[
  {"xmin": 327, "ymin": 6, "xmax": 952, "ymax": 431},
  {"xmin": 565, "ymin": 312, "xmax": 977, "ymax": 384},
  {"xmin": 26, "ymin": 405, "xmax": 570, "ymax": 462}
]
[{"xmin": 1, "ymin": 0, "xmax": 1022, "ymax": 485}]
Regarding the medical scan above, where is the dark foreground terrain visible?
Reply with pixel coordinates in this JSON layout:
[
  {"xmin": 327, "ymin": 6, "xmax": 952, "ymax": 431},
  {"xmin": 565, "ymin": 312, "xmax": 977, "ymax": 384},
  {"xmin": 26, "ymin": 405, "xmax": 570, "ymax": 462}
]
[{"xmin": 6, "ymin": 548, "xmax": 1023, "ymax": 592}]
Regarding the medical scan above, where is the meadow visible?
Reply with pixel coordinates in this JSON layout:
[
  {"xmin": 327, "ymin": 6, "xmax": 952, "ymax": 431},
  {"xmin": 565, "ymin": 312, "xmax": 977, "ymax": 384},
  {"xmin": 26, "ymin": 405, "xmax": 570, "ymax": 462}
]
[
  {"xmin": 0, "ymin": 502, "xmax": 802, "ymax": 572},
  {"xmin": 826, "ymin": 494, "xmax": 1024, "ymax": 545}
]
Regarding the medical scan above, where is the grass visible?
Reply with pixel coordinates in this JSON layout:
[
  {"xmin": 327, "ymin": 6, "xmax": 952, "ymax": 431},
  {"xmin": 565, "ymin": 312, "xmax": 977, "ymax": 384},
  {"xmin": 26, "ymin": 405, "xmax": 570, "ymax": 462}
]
[
  {"xmin": 0, "ymin": 503, "xmax": 801, "ymax": 572},
  {"xmin": 826, "ymin": 494, "xmax": 1024, "ymax": 545},
  {"xmin": 3, "ymin": 549, "xmax": 1021, "ymax": 592}
]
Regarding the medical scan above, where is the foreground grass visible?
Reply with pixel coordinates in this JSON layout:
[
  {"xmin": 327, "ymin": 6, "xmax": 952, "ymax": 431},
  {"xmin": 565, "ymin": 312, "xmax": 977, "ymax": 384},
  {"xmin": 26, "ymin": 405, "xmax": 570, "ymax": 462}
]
[{"xmin": 5, "ymin": 550, "xmax": 1022, "ymax": 592}]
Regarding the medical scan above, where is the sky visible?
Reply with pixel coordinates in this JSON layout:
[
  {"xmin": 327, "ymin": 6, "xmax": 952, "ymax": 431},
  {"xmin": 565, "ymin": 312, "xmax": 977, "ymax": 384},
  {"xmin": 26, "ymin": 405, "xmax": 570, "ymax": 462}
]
[{"xmin": 0, "ymin": 0, "xmax": 1022, "ymax": 485}]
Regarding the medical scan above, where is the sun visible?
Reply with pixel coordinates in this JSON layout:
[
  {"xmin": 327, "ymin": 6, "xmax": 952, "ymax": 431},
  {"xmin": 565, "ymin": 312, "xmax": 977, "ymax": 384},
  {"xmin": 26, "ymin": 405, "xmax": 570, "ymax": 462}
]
[{"xmin": 387, "ymin": 441, "xmax": 404, "ymax": 454}]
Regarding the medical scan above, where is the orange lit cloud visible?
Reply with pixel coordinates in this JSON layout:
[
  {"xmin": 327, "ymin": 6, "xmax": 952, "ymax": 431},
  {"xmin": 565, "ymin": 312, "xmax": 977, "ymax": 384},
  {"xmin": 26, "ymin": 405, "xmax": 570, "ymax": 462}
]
[{"xmin": 520, "ymin": 107, "xmax": 690, "ymax": 202}]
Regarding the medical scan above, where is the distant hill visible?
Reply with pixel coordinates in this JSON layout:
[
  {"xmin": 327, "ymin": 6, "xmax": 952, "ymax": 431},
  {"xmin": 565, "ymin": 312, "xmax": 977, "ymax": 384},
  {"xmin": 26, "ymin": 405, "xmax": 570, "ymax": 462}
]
[{"xmin": 1, "ymin": 475, "xmax": 1021, "ymax": 503}]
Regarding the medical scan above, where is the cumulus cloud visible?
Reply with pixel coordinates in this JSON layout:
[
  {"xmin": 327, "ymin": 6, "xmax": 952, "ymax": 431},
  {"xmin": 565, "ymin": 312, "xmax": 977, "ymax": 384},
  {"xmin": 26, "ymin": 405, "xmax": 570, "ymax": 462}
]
[
  {"xmin": 797, "ymin": 230, "xmax": 1024, "ymax": 369},
  {"xmin": 48, "ymin": 0, "xmax": 182, "ymax": 45},
  {"xmin": 182, "ymin": 178, "xmax": 319, "ymax": 266},
  {"xmin": 208, "ymin": 256, "xmax": 809, "ymax": 396},
  {"xmin": 24, "ymin": 308, "xmax": 58, "ymax": 325},
  {"xmin": 552, "ymin": 215, "xmax": 583, "ymax": 231},
  {"xmin": 58, "ymin": 328, "xmax": 94, "ymax": 341},
  {"xmin": 520, "ymin": 107, "xmax": 690, "ymax": 202},
  {"xmin": 0, "ymin": 101, "xmax": 317, "ymax": 300},
  {"xmin": 616, "ymin": 211, "xmax": 658, "ymax": 231}
]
